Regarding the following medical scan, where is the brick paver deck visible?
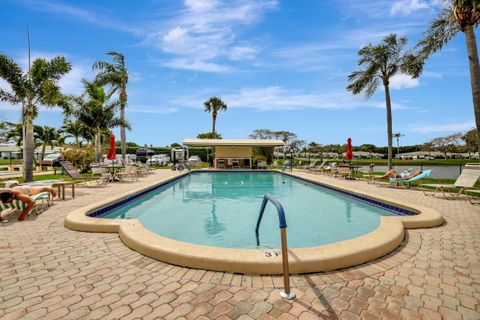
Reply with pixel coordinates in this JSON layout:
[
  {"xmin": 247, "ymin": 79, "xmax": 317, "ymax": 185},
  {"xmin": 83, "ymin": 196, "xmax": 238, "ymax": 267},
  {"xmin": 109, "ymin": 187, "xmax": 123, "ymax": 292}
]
[{"xmin": 1, "ymin": 169, "xmax": 479, "ymax": 319}]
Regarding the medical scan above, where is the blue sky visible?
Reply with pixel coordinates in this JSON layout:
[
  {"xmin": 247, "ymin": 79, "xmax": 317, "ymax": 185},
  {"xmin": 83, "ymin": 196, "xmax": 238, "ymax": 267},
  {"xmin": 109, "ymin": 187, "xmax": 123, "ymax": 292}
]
[{"xmin": 0, "ymin": 0, "xmax": 476, "ymax": 147}]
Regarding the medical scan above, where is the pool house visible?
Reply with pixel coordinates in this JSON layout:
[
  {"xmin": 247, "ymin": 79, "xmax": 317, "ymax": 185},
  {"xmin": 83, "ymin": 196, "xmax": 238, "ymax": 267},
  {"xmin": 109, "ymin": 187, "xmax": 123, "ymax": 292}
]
[{"xmin": 183, "ymin": 138, "xmax": 284, "ymax": 169}]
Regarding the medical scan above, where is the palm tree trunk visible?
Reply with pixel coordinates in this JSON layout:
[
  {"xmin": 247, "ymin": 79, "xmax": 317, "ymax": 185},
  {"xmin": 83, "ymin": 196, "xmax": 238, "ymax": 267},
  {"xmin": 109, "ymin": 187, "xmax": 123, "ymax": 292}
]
[
  {"xmin": 212, "ymin": 113, "xmax": 217, "ymax": 139},
  {"xmin": 95, "ymin": 129, "xmax": 101, "ymax": 163},
  {"xmin": 384, "ymin": 82, "xmax": 393, "ymax": 170},
  {"xmin": 120, "ymin": 90, "xmax": 126, "ymax": 163},
  {"xmin": 41, "ymin": 144, "xmax": 46, "ymax": 162},
  {"xmin": 24, "ymin": 106, "xmax": 35, "ymax": 182},
  {"xmin": 464, "ymin": 26, "xmax": 480, "ymax": 157}
]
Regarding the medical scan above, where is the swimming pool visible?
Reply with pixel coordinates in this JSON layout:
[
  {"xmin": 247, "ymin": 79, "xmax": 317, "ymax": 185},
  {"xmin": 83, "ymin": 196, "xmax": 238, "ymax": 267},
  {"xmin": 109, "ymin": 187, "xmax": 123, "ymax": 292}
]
[
  {"xmin": 94, "ymin": 171, "xmax": 412, "ymax": 248},
  {"xmin": 66, "ymin": 170, "xmax": 443, "ymax": 274}
]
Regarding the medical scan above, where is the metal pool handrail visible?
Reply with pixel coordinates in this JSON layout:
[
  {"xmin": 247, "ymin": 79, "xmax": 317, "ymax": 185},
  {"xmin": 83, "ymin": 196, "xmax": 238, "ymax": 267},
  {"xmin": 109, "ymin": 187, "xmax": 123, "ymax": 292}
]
[{"xmin": 255, "ymin": 194, "xmax": 295, "ymax": 300}]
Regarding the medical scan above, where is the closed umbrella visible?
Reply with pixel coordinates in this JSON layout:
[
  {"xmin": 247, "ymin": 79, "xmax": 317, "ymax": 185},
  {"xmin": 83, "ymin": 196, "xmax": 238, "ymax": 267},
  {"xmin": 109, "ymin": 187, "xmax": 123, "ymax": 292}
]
[
  {"xmin": 107, "ymin": 133, "xmax": 116, "ymax": 161},
  {"xmin": 346, "ymin": 138, "xmax": 353, "ymax": 161}
]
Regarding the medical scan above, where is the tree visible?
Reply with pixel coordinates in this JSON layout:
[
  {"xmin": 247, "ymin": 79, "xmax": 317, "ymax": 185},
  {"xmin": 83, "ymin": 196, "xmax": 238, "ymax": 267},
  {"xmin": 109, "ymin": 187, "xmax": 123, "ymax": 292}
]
[
  {"xmin": 35, "ymin": 125, "xmax": 61, "ymax": 161},
  {"xmin": 462, "ymin": 128, "xmax": 478, "ymax": 154},
  {"xmin": 203, "ymin": 97, "xmax": 227, "ymax": 139},
  {"xmin": 61, "ymin": 119, "xmax": 90, "ymax": 147},
  {"xmin": 0, "ymin": 54, "xmax": 71, "ymax": 181},
  {"xmin": 347, "ymin": 34, "xmax": 418, "ymax": 170},
  {"xmin": 274, "ymin": 131, "xmax": 297, "ymax": 158},
  {"xmin": 412, "ymin": 0, "xmax": 480, "ymax": 156},
  {"xmin": 93, "ymin": 51, "xmax": 129, "ymax": 163},
  {"xmin": 170, "ymin": 143, "xmax": 182, "ymax": 148},
  {"xmin": 428, "ymin": 133, "xmax": 464, "ymax": 158},
  {"xmin": 74, "ymin": 80, "xmax": 125, "ymax": 162},
  {"xmin": 249, "ymin": 129, "xmax": 275, "ymax": 140},
  {"xmin": 197, "ymin": 132, "xmax": 223, "ymax": 139}
]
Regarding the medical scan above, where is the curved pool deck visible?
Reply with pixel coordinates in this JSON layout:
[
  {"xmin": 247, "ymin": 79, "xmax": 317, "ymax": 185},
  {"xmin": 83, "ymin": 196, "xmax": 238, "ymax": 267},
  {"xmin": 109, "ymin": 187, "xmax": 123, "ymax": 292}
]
[{"xmin": 64, "ymin": 170, "xmax": 443, "ymax": 275}]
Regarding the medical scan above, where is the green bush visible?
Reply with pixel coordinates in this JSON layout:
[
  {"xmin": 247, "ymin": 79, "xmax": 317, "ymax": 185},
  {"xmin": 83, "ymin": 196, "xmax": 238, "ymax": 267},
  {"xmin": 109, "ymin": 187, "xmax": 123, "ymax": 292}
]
[{"xmin": 62, "ymin": 147, "xmax": 95, "ymax": 173}]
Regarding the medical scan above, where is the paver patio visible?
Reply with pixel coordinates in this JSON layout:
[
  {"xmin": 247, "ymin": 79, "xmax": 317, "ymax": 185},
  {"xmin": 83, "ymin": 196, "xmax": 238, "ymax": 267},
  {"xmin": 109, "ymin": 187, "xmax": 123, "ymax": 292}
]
[{"xmin": 1, "ymin": 169, "xmax": 479, "ymax": 319}]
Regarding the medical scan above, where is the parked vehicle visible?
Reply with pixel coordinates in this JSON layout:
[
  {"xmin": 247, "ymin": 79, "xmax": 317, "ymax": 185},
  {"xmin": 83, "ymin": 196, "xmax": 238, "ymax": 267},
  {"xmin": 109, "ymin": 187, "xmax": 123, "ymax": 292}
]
[
  {"xmin": 187, "ymin": 155, "xmax": 201, "ymax": 165},
  {"xmin": 136, "ymin": 148, "xmax": 154, "ymax": 163},
  {"xmin": 40, "ymin": 153, "xmax": 61, "ymax": 167},
  {"xmin": 147, "ymin": 154, "xmax": 170, "ymax": 166}
]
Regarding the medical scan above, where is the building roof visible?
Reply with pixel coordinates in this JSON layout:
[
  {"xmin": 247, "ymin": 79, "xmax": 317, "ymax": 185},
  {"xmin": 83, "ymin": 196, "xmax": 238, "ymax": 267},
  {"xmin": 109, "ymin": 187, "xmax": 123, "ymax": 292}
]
[{"xmin": 183, "ymin": 139, "xmax": 284, "ymax": 147}]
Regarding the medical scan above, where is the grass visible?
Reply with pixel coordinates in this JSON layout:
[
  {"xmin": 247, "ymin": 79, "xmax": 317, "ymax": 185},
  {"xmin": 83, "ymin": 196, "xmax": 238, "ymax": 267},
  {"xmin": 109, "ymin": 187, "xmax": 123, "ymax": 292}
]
[{"xmin": 294, "ymin": 157, "xmax": 475, "ymax": 166}]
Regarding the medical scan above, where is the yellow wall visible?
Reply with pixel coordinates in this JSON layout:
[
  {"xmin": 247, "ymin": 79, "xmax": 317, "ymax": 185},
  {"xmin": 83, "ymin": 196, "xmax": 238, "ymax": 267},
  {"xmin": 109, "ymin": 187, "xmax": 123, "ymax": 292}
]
[{"xmin": 215, "ymin": 146, "xmax": 252, "ymax": 158}]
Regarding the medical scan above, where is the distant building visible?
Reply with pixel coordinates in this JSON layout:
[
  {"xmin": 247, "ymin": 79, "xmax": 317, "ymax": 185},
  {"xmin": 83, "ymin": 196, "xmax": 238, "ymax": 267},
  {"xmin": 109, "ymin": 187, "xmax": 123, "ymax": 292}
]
[{"xmin": 0, "ymin": 144, "xmax": 63, "ymax": 160}]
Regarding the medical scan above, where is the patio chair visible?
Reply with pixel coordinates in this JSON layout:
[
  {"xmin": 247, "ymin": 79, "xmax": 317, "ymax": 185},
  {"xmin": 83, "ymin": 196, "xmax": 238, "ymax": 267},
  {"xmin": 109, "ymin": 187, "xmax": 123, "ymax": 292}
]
[
  {"xmin": 418, "ymin": 163, "xmax": 480, "ymax": 198},
  {"xmin": 302, "ymin": 160, "xmax": 318, "ymax": 171},
  {"xmin": 309, "ymin": 161, "xmax": 326, "ymax": 174},
  {"xmin": 116, "ymin": 165, "xmax": 139, "ymax": 182},
  {"xmin": 359, "ymin": 163, "xmax": 383, "ymax": 183},
  {"xmin": 91, "ymin": 167, "xmax": 113, "ymax": 184},
  {"xmin": 466, "ymin": 189, "xmax": 480, "ymax": 205},
  {"xmin": 386, "ymin": 170, "xmax": 433, "ymax": 188},
  {"xmin": 60, "ymin": 161, "xmax": 107, "ymax": 187},
  {"xmin": 0, "ymin": 192, "xmax": 51, "ymax": 220},
  {"xmin": 337, "ymin": 165, "xmax": 353, "ymax": 179}
]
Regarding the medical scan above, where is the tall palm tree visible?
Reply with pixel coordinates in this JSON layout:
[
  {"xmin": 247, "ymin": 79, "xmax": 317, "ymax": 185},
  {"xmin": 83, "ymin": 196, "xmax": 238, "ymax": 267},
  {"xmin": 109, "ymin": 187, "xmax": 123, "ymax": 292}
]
[
  {"xmin": 347, "ymin": 34, "xmax": 417, "ymax": 170},
  {"xmin": 93, "ymin": 51, "xmax": 129, "ymax": 163},
  {"xmin": 203, "ymin": 97, "xmax": 228, "ymax": 139},
  {"xmin": 0, "ymin": 54, "xmax": 71, "ymax": 181},
  {"xmin": 411, "ymin": 0, "xmax": 480, "ymax": 156},
  {"xmin": 74, "ymin": 80, "xmax": 126, "ymax": 162},
  {"xmin": 36, "ymin": 125, "xmax": 61, "ymax": 161}
]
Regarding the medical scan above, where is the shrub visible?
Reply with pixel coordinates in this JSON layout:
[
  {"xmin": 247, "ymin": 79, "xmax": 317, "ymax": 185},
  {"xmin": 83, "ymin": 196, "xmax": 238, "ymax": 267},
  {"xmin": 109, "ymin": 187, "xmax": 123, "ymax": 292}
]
[{"xmin": 62, "ymin": 147, "xmax": 95, "ymax": 172}]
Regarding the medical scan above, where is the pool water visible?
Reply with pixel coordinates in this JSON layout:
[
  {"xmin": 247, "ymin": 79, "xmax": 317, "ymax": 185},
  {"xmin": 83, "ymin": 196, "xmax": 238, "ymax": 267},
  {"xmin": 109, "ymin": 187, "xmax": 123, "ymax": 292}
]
[{"xmin": 101, "ymin": 172, "xmax": 402, "ymax": 248}]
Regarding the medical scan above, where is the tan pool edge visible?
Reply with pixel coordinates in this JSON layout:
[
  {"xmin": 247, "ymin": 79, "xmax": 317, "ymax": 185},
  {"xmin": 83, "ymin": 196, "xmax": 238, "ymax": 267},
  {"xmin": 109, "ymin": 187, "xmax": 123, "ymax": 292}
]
[{"xmin": 65, "ymin": 170, "xmax": 443, "ymax": 275}]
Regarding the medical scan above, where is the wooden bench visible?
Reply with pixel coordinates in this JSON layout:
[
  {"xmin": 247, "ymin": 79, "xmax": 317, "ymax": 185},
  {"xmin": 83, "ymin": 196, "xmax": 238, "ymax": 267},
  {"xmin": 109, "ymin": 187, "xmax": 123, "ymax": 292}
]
[{"xmin": 8, "ymin": 160, "xmax": 23, "ymax": 171}]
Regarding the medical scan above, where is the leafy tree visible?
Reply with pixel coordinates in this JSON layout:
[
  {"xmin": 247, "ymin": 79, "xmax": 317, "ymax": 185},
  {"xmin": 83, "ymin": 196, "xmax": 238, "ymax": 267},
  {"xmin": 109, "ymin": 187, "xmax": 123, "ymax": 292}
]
[
  {"xmin": 170, "ymin": 143, "xmax": 182, "ymax": 148},
  {"xmin": 427, "ymin": 133, "xmax": 464, "ymax": 158},
  {"xmin": 462, "ymin": 128, "xmax": 478, "ymax": 153},
  {"xmin": 93, "ymin": 51, "xmax": 129, "ymax": 163},
  {"xmin": 347, "ymin": 34, "xmax": 418, "ymax": 170},
  {"xmin": 0, "ymin": 54, "xmax": 71, "ymax": 181},
  {"xmin": 203, "ymin": 97, "xmax": 227, "ymax": 139},
  {"xmin": 412, "ymin": 0, "xmax": 480, "ymax": 156},
  {"xmin": 61, "ymin": 119, "xmax": 90, "ymax": 147},
  {"xmin": 249, "ymin": 129, "xmax": 275, "ymax": 139},
  {"xmin": 73, "ymin": 80, "xmax": 126, "ymax": 162},
  {"xmin": 197, "ymin": 132, "xmax": 223, "ymax": 139}
]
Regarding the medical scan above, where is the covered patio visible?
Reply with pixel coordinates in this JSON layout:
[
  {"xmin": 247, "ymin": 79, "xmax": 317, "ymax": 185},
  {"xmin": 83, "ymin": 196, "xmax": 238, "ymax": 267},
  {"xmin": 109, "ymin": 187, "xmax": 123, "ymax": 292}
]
[{"xmin": 183, "ymin": 138, "xmax": 284, "ymax": 169}]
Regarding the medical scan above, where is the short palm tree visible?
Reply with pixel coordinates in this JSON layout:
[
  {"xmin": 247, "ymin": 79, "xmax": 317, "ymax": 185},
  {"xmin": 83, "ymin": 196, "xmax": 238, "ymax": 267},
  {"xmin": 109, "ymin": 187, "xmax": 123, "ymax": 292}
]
[
  {"xmin": 74, "ymin": 80, "xmax": 126, "ymax": 162},
  {"xmin": 203, "ymin": 97, "xmax": 228, "ymax": 139},
  {"xmin": 36, "ymin": 125, "xmax": 61, "ymax": 161},
  {"xmin": 93, "ymin": 51, "xmax": 129, "ymax": 163},
  {"xmin": 347, "ymin": 34, "xmax": 417, "ymax": 170},
  {"xmin": 412, "ymin": 0, "xmax": 480, "ymax": 156},
  {"xmin": 0, "ymin": 54, "xmax": 71, "ymax": 181},
  {"xmin": 61, "ymin": 119, "xmax": 89, "ymax": 147}
]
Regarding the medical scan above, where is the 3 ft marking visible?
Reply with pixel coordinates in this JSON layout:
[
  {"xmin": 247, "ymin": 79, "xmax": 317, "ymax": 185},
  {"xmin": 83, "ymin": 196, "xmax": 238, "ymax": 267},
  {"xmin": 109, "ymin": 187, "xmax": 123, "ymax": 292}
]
[{"xmin": 264, "ymin": 251, "xmax": 285, "ymax": 258}]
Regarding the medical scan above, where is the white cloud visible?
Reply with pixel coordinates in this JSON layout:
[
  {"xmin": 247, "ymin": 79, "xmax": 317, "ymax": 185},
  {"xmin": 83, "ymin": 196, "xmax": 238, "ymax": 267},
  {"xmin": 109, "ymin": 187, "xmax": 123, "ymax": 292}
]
[
  {"xmin": 390, "ymin": 0, "xmax": 435, "ymax": 16},
  {"xmin": 390, "ymin": 74, "xmax": 420, "ymax": 90},
  {"xmin": 144, "ymin": 0, "xmax": 277, "ymax": 72},
  {"xmin": 170, "ymin": 86, "xmax": 407, "ymax": 111},
  {"xmin": 408, "ymin": 121, "xmax": 475, "ymax": 133},
  {"xmin": 161, "ymin": 59, "xmax": 232, "ymax": 73}
]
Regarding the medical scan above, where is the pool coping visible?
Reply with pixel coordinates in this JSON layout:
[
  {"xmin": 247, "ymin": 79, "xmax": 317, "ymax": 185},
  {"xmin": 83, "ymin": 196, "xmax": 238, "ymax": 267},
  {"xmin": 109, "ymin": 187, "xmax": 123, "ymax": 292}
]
[{"xmin": 64, "ymin": 169, "xmax": 443, "ymax": 275}]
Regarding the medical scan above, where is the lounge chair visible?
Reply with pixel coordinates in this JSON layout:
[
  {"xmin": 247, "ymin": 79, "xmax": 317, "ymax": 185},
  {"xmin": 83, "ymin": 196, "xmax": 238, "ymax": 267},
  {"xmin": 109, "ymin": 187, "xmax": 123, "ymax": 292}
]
[
  {"xmin": 91, "ymin": 167, "xmax": 113, "ymax": 184},
  {"xmin": 418, "ymin": 163, "xmax": 480, "ymax": 197},
  {"xmin": 309, "ymin": 161, "xmax": 326, "ymax": 174},
  {"xmin": 466, "ymin": 189, "xmax": 480, "ymax": 205},
  {"xmin": 301, "ymin": 160, "xmax": 318, "ymax": 171},
  {"xmin": 0, "ymin": 192, "xmax": 51, "ymax": 220},
  {"xmin": 360, "ymin": 164, "xmax": 383, "ymax": 183},
  {"xmin": 60, "ymin": 161, "xmax": 107, "ymax": 187},
  {"xmin": 386, "ymin": 170, "xmax": 433, "ymax": 188}
]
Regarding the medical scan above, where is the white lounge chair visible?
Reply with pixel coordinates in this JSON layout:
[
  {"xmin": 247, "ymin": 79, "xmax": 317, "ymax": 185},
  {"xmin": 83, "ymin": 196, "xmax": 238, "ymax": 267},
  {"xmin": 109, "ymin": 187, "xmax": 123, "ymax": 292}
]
[{"xmin": 418, "ymin": 163, "xmax": 480, "ymax": 197}]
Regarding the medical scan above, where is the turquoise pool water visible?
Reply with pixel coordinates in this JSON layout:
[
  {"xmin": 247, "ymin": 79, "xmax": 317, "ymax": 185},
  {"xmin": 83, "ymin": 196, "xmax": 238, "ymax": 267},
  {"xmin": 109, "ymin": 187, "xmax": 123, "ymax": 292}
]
[{"xmin": 101, "ymin": 172, "xmax": 401, "ymax": 248}]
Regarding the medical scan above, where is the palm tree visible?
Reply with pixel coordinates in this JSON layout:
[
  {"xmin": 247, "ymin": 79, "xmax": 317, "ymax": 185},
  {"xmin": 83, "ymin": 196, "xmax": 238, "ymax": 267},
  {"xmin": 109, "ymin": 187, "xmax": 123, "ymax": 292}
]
[
  {"xmin": 74, "ymin": 80, "xmax": 125, "ymax": 162},
  {"xmin": 347, "ymin": 34, "xmax": 417, "ymax": 170},
  {"xmin": 412, "ymin": 0, "xmax": 480, "ymax": 156},
  {"xmin": 61, "ymin": 119, "xmax": 89, "ymax": 147},
  {"xmin": 203, "ymin": 97, "xmax": 228, "ymax": 139},
  {"xmin": 0, "ymin": 54, "xmax": 71, "ymax": 181},
  {"xmin": 36, "ymin": 125, "xmax": 61, "ymax": 161},
  {"xmin": 93, "ymin": 51, "xmax": 129, "ymax": 163}
]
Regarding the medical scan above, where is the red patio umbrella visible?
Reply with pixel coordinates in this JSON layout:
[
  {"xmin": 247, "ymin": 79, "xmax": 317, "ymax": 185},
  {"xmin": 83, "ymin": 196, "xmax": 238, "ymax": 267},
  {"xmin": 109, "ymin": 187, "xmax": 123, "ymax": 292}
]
[
  {"xmin": 346, "ymin": 137, "xmax": 353, "ymax": 161},
  {"xmin": 107, "ymin": 133, "xmax": 116, "ymax": 161}
]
